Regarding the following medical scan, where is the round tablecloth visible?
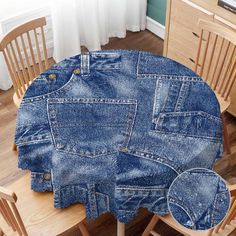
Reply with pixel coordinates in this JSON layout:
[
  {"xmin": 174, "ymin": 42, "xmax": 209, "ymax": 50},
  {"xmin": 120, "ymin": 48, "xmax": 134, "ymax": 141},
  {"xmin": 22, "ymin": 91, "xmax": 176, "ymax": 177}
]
[{"xmin": 15, "ymin": 50, "xmax": 223, "ymax": 223}]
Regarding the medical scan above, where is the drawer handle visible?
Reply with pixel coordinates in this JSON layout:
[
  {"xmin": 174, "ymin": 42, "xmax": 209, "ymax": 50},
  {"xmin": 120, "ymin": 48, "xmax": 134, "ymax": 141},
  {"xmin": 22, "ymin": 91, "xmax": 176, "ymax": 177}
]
[
  {"xmin": 192, "ymin": 32, "xmax": 206, "ymax": 41},
  {"xmin": 189, "ymin": 58, "xmax": 195, "ymax": 63},
  {"xmin": 192, "ymin": 32, "xmax": 199, "ymax": 38}
]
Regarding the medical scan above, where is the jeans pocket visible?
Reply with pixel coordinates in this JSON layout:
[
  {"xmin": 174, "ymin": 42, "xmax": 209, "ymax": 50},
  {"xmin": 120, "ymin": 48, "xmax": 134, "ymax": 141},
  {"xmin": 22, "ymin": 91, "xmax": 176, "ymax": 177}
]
[
  {"xmin": 152, "ymin": 111, "xmax": 222, "ymax": 140},
  {"xmin": 47, "ymin": 98, "xmax": 137, "ymax": 157},
  {"xmin": 22, "ymin": 69, "xmax": 75, "ymax": 100},
  {"xmin": 149, "ymin": 77, "xmax": 222, "ymax": 141}
]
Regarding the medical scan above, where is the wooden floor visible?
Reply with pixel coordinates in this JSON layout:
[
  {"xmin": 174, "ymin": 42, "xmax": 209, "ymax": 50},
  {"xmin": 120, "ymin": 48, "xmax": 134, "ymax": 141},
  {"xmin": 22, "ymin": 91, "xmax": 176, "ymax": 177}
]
[{"xmin": 0, "ymin": 30, "xmax": 236, "ymax": 236}]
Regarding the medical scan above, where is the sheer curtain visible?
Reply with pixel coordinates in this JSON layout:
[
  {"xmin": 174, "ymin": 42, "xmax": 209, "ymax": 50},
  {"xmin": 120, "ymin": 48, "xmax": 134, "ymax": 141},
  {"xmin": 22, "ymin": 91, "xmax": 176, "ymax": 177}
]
[
  {"xmin": 51, "ymin": 0, "xmax": 147, "ymax": 62},
  {"xmin": 0, "ymin": 55, "xmax": 12, "ymax": 90},
  {"xmin": 0, "ymin": 0, "xmax": 50, "ymax": 90},
  {"xmin": 0, "ymin": 0, "xmax": 146, "ymax": 90}
]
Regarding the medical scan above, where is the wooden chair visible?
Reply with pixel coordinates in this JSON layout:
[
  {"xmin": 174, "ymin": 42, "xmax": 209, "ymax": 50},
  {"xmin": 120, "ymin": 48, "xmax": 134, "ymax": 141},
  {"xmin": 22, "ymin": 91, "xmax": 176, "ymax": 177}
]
[
  {"xmin": 0, "ymin": 17, "xmax": 55, "ymax": 108},
  {"xmin": 194, "ymin": 19, "xmax": 236, "ymax": 154},
  {"xmin": 0, "ymin": 173, "xmax": 90, "ymax": 236},
  {"xmin": 142, "ymin": 184, "xmax": 236, "ymax": 236}
]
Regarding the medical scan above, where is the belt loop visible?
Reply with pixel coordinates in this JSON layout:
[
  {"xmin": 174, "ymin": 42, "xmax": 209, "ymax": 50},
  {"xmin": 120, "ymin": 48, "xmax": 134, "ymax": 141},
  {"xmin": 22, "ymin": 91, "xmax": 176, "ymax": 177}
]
[
  {"xmin": 87, "ymin": 184, "xmax": 98, "ymax": 218},
  {"xmin": 81, "ymin": 53, "xmax": 90, "ymax": 75}
]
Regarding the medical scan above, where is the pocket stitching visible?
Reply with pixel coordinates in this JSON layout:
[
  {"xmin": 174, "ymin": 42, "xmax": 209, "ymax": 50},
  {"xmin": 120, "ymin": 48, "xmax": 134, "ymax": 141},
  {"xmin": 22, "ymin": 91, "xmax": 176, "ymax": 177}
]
[
  {"xmin": 168, "ymin": 200, "xmax": 196, "ymax": 229},
  {"xmin": 152, "ymin": 111, "xmax": 221, "ymax": 140},
  {"xmin": 48, "ymin": 98, "xmax": 137, "ymax": 157}
]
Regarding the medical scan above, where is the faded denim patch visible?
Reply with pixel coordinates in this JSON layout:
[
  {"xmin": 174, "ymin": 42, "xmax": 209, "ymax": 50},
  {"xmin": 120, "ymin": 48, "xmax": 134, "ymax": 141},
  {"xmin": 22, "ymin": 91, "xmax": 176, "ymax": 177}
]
[{"xmin": 167, "ymin": 168, "xmax": 230, "ymax": 230}]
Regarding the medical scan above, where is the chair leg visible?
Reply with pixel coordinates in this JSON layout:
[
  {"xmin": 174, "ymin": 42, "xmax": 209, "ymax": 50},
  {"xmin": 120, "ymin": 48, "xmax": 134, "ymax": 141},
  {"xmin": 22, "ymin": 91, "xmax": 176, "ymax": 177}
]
[
  {"xmin": 221, "ymin": 113, "xmax": 231, "ymax": 155},
  {"xmin": 223, "ymin": 205, "xmax": 236, "ymax": 228},
  {"xmin": 142, "ymin": 215, "xmax": 160, "ymax": 236},
  {"xmin": 0, "ymin": 227, "xmax": 4, "ymax": 236},
  {"xmin": 12, "ymin": 143, "xmax": 17, "ymax": 151},
  {"xmin": 207, "ymin": 227, "xmax": 214, "ymax": 236},
  {"xmin": 78, "ymin": 221, "xmax": 90, "ymax": 236},
  {"xmin": 117, "ymin": 221, "xmax": 125, "ymax": 236}
]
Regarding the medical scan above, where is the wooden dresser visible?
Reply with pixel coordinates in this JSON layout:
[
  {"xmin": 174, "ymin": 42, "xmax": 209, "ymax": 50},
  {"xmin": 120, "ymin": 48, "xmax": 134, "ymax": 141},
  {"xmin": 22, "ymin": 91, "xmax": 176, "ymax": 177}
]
[{"xmin": 163, "ymin": 0, "xmax": 236, "ymax": 116}]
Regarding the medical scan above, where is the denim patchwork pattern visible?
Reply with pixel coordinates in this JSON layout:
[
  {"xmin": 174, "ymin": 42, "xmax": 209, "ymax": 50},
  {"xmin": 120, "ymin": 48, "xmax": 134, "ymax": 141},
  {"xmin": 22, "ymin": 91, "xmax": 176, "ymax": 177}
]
[
  {"xmin": 167, "ymin": 168, "xmax": 230, "ymax": 230},
  {"xmin": 15, "ymin": 50, "xmax": 223, "ymax": 223}
]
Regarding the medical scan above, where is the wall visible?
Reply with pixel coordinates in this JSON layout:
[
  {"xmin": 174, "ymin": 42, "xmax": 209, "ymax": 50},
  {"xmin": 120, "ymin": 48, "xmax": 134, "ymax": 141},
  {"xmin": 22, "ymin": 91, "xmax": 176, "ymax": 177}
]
[
  {"xmin": 0, "ymin": 0, "xmax": 50, "ymax": 20},
  {"xmin": 147, "ymin": 0, "xmax": 167, "ymax": 26}
]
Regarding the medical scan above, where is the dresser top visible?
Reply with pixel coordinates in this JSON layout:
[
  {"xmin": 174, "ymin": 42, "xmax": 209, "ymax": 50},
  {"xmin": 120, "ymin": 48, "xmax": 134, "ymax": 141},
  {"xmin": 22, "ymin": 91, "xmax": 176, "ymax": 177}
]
[{"xmin": 190, "ymin": 0, "xmax": 236, "ymax": 24}]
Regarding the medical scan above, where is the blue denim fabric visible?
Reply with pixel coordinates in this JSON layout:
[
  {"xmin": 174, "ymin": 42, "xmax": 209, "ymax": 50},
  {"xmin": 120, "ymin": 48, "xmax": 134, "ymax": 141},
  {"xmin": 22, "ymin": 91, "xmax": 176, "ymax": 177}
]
[
  {"xmin": 15, "ymin": 50, "xmax": 223, "ymax": 223},
  {"xmin": 167, "ymin": 168, "xmax": 230, "ymax": 230}
]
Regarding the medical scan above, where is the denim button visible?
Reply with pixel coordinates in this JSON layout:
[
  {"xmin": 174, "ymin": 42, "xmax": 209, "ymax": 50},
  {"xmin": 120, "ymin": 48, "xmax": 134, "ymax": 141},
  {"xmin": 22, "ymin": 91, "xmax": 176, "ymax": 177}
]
[
  {"xmin": 48, "ymin": 74, "xmax": 56, "ymax": 79},
  {"xmin": 120, "ymin": 147, "xmax": 128, "ymax": 152},
  {"xmin": 73, "ymin": 68, "xmax": 80, "ymax": 74},
  {"xmin": 43, "ymin": 172, "xmax": 51, "ymax": 181},
  {"xmin": 56, "ymin": 143, "xmax": 64, "ymax": 149}
]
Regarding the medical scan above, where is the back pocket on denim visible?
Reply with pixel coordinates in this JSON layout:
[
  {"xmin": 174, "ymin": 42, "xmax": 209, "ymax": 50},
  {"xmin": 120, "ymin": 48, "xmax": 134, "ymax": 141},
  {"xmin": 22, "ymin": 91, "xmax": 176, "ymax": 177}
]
[
  {"xmin": 47, "ymin": 98, "xmax": 137, "ymax": 157},
  {"xmin": 153, "ymin": 111, "xmax": 222, "ymax": 140}
]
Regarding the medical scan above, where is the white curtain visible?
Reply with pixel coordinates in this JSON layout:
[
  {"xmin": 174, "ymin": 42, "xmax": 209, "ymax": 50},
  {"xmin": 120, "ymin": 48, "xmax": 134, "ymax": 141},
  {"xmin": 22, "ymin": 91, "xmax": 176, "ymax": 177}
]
[
  {"xmin": 0, "ymin": 55, "xmax": 12, "ymax": 90},
  {"xmin": 51, "ymin": 0, "xmax": 147, "ymax": 62},
  {"xmin": 0, "ymin": 0, "xmax": 146, "ymax": 90},
  {"xmin": 0, "ymin": 0, "xmax": 50, "ymax": 90}
]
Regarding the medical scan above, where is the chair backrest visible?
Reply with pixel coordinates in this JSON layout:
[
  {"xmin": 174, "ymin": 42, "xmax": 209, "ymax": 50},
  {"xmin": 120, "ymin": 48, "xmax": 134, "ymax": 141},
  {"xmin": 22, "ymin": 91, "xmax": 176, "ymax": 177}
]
[
  {"xmin": 0, "ymin": 173, "xmax": 89, "ymax": 236},
  {"xmin": 0, "ymin": 186, "xmax": 27, "ymax": 235},
  {"xmin": 0, "ymin": 17, "xmax": 49, "ymax": 99},
  {"xmin": 194, "ymin": 19, "xmax": 236, "ymax": 102}
]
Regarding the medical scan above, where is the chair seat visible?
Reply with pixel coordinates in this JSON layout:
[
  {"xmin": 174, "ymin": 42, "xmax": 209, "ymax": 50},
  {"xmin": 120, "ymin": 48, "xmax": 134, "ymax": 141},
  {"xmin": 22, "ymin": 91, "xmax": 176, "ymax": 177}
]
[
  {"xmin": 159, "ymin": 214, "xmax": 236, "ymax": 236},
  {"xmin": 13, "ymin": 92, "xmax": 23, "ymax": 108},
  {"xmin": 0, "ymin": 173, "xmax": 87, "ymax": 235},
  {"xmin": 159, "ymin": 214, "xmax": 213, "ymax": 236}
]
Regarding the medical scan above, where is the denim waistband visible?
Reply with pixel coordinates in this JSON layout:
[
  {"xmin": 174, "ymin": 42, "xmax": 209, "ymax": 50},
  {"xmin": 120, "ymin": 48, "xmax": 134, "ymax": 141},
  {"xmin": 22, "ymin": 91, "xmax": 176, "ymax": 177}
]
[{"xmin": 31, "ymin": 171, "xmax": 53, "ymax": 192}]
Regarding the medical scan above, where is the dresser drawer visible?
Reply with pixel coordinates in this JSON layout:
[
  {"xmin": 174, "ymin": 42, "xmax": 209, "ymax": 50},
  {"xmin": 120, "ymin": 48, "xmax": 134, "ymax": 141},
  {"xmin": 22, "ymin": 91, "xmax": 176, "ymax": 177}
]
[
  {"xmin": 168, "ymin": 20, "xmax": 199, "ymax": 61},
  {"xmin": 167, "ymin": 45, "xmax": 195, "ymax": 71},
  {"xmin": 214, "ymin": 15, "xmax": 236, "ymax": 31},
  {"xmin": 167, "ymin": 0, "xmax": 214, "ymax": 70},
  {"xmin": 167, "ymin": 22, "xmax": 211, "ymax": 72}
]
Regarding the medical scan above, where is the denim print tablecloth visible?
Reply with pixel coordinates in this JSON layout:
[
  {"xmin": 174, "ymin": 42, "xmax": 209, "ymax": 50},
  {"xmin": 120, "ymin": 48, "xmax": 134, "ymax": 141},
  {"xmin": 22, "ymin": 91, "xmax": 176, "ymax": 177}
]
[{"xmin": 15, "ymin": 50, "xmax": 223, "ymax": 224}]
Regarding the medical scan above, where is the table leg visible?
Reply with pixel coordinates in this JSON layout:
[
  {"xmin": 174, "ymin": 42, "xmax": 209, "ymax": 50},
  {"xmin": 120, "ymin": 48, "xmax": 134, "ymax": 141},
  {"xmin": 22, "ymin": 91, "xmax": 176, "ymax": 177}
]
[{"xmin": 117, "ymin": 220, "xmax": 125, "ymax": 236}]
